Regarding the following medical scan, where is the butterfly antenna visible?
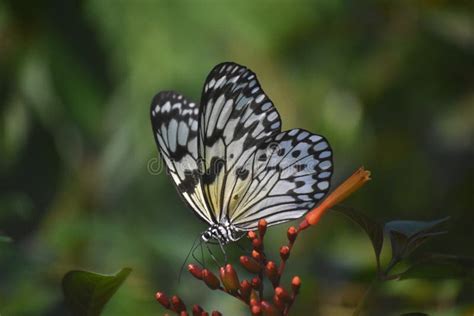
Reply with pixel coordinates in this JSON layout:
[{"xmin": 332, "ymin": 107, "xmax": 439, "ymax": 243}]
[
  {"xmin": 178, "ymin": 233, "xmax": 201, "ymax": 284},
  {"xmin": 191, "ymin": 239, "xmax": 205, "ymax": 267}
]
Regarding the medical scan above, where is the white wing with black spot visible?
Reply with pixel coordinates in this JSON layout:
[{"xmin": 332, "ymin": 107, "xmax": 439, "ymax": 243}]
[
  {"xmin": 229, "ymin": 128, "xmax": 333, "ymax": 230},
  {"xmin": 150, "ymin": 91, "xmax": 214, "ymax": 224},
  {"xmin": 198, "ymin": 63, "xmax": 282, "ymax": 222}
]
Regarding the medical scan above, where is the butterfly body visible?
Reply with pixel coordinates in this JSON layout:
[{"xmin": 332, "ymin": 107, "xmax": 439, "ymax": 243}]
[
  {"xmin": 151, "ymin": 62, "xmax": 333, "ymax": 244},
  {"xmin": 201, "ymin": 220, "xmax": 243, "ymax": 244}
]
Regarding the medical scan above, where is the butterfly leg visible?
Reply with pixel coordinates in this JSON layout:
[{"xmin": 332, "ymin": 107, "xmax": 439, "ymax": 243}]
[
  {"xmin": 217, "ymin": 238, "xmax": 228, "ymax": 263},
  {"xmin": 236, "ymin": 241, "xmax": 252, "ymax": 256},
  {"xmin": 205, "ymin": 242, "xmax": 222, "ymax": 267}
]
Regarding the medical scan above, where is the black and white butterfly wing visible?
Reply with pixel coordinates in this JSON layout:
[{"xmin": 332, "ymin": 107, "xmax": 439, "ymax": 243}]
[
  {"xmin": 198, "ymin": 63, "xmax": 282, "ymax": 223},
  {"xmin": 230, "ymin": 129, "xmax": 333, "ymax": 230},
  {"xmin": 150, "ymin": 91, "xmax": 214, "ymax": 224},
  {"xmin": 198, "ymin": 62, "xmax": 333, "ymax": 230}
]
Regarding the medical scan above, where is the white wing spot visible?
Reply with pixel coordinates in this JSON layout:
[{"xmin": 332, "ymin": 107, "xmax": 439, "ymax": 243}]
[
  {"xmin": 319, "ymin": 151, "xmax": 331, "ymax": 159},
  {"xmin": 319, "ymin": 160, "xmax": 332, "ymax": 170},
  {"xmin": 297, "ymin": 131, "xmax": 309, "ymax": 141},
  {"xmin": 208, "ymin": 78, "xmax": 216, "ymax": 88},
  {"xmin": 256, "ymin": 94, "xmax": 265, "ymax": 103},
  {"xmin": 314, "ymin": 193, "xmax": 325, "ymax": 199},
  {"xmin": 267, "ymin": 112, "xmax": 278, "ymax": 122},
  {"xmin": 262, "ymin": 102, "xmax": 272, "ymax": 111},
  {"xmin": 162, "ymin": 101, "xmax": 171, "ymax": 113},
  {"xmin": 317, "ymin": 181, "xmax": 329, "ymax": 190},
  {"xmin": 215, "ymin": 76, "xmax": 226, "ymax": 88},
  {"xmin": 315, "ymin": 142, "xmax": 328, "ymax": 151}
]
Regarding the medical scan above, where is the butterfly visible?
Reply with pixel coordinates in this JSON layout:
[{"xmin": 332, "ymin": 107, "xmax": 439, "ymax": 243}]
[{"xmin": 150, "ymin": 62, "xmax": 333, "ymax": 245}]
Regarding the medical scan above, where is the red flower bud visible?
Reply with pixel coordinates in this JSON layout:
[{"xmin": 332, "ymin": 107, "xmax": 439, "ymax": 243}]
[
  {"xmin": 250, "ymin": 289, "xmax": 259, "ymax": 304},
  {"xmin": 188, "ymin": 264, "xmax": 203, "ymax": 280},
  {"xmin": 192, "ymin": 304, "xmax": 204, "ymax": 316},
  {"xmin": 258, "ymin": 219, "xmax": 267, "ymax": 237},
  {"xmin": 251, "ymin": 276, "xmax": 261, "ymax": 290},
  {"xmin": 155, "ymin": 291, "xmax": 170, "ymax": 309},
  {"xmin": 202, "ymin": 269, "xmax": 220, "ymax": 290},
  {"xmin": 180, "ymin": 312, "xmax": 189, "ymax": 316},
  {"xmin": 252, "ymin": 238, "xmax": 263, "ymax": 250},
  {"xmin": 273, "ymin": 295, "xmax": 285, "ymax": 311},
  {"xmin": 211, "ymin": 311, "xmax": 222, "ymax": 316},
  {"xmin": 240, "ymin": 255, "xmax": 261, "ymax": 273},
  {"xmin": 279, "ymin": 246, "xmax": 290, "ymax": 261},
  {"xmin": 248, "ymin": 231, "xmax": 257, "ymax": 240},
  {"xmin": 251, "ymin": 304, "xmax": 262, "ymax": 316},
  {"xmin": 171, "ymin": 295, "xmax": 186, "ymax": 312},
  {"xmin": 240, "ymin": 280, "xmax": 252, "ymax": 302},
  {"xmin": 264, "ymin": 261, "xmax": 279, "ymax": 287},
  {"xmin": 251, "ymin": 250, "xmax": 262, "ymax": 262},
  {"xmin": 201, "ymin": 313, "xmax": 209, "ymax": 316},
  {"xmin": 291, "ymin": 276, "xmax": 301, "ymax": 294},
  {"xmin": 274, "ymin": 287, "xmax": 291, "ymax": 303},
  {"xmin": 287, "ymin": 226, "xmax": 298, "ymax": 243},
  {"xmin": 260, "ymin": 300, "xmax": 281, "ymax": 316},
  {"xmin": 220, "ymin": 264, "xmax": 240, "ymax": 292}
]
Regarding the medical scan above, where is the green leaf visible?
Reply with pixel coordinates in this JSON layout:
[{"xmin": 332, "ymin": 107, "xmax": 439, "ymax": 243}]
[
  {"xmin": 400, "ymin": 313, "xmax": 429, "ymax": 316},
  {"xmin": 62, "ymin": 267, "xmax": 132, "ymax": 316},
  {"xmin": 385, "ymin": 217, "xmax": 449, "ymax": 261},
  {"xmin": 385, "ymin": 217, "xmax": 449, "ymax": 238},
  {"xmin": 332, "ymin": 205, "xmax": 384, "ymax": 271},
  {"xmin": 0, "ymin": 235, "xmax": 12, "ymax": 243},
  {"xmin": 399, "ymin": 254, "xmax": 474, "ymax": 281}
]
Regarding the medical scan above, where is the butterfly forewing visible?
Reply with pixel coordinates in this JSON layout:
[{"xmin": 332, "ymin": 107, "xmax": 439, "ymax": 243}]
[
  {"xmin": 150, "ymin": 91, "xmax": 214, "ymax": 224},
  {"xmin": 198, "ymin": 63, "xmax": 282, "ymax": 223}
]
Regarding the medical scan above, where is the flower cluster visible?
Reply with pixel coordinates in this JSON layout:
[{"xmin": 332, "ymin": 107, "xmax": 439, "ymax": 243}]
[{"xmin": 155, "ymin": 168, "xmax": 371, "ymax": 315}]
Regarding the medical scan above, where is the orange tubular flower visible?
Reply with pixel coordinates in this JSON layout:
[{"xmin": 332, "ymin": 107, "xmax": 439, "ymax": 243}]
[{"xmin": 300, "ymin": 167, "xmax": 371, "ymax": 229}]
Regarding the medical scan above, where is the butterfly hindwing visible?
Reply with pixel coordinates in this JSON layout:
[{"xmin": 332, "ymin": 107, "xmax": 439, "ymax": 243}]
[
  {"xmin": 198, "ymin": 63, "xmax": 282, "ymax": 222},
  {"xmin": 230, "ymin": 129, "xmax": 333, "ymax": 230},
  {"xmin": 150, "ymin": 91, "xmax": 214, "ymax": 224}
]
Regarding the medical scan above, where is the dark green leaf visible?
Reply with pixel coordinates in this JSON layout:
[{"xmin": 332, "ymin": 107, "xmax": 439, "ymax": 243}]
[
  {"xmin": 400, "ymin": 313, "xmax": 429, "ymax": 316},
  {"xmin": 385, "ymin": 217, "xmax": 449, "ymax": 238},
  {"xmin": 399, "ymin": 254, "xmax": 474, "ymax": 281},
  {"xmin": 389, "ymin": 230, "xmax": 409, "ymax": 261},
  {"xmin": 385, "ymin": 217, "xmax": 449, "ymax": 260},
  {"xmin": 62, "ymin": 267, "xmax": 132, "ymax": 316},
  {"xmin": 332, "ymin": 205, "xmax": 384, "ymax": 271}
]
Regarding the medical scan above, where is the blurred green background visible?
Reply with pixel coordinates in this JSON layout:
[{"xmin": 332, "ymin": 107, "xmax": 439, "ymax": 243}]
[{"xmin": 1, "ymin": 1, "xmax": 473, "ymax": 315}]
